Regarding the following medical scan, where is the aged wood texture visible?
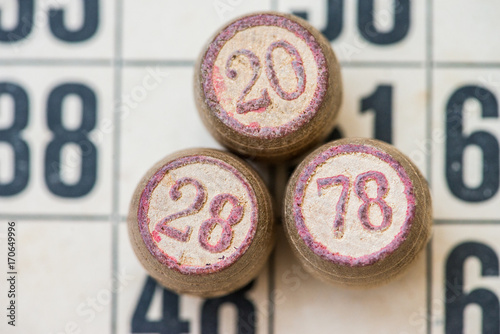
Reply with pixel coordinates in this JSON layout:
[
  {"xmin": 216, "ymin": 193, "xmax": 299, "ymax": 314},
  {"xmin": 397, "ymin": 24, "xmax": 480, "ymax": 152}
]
[
  {"xmin": 194, "ymin": 12, "xmax": 342, "ymax": 161},
  {"xmin": 128, "ymin": 148, "xmax": 275, "ymax": 297},
  {"xmin": 284, "ymin": 138, "xmax": 433, "ymax": 286}
]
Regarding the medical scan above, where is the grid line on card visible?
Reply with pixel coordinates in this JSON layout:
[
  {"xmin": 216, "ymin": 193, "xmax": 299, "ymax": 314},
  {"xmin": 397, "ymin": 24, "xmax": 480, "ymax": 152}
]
[
  {"xmin": 425, "ymin": 0, "xmax": 434, "ymax": 199},
  {"xmin": 122, "ymin": 60, "xmax": 425, "ymax": 68},
  {"xmin": 0, "ymin": 59, "xmax": 112, "ymax": 66},
  {"xmin": 111, "ymin": 0, "xmax": 125, "ymax": 333},
  {"xmin": 0, "ymin": 214, "xmax": 110, "ymax": 221},
  {"xmin": 6, "ymin": 214, "xmax": 496, "ymax": 226},
  {"xmin": 426, "ymin": 240, "xmax": 433, "ymax": 334},
  {"xmin": 425, "ymin": 0, "xmax": 434, "ymax": 333},
  {"xmin": 0, "ymin": 58, "xmax": 431, "ymax": 68},
  {"xmin": 268, "ymin": 250, "xmax": 275, "ymax": 334},
  {"xmin": 123, "ymin": 59, "xmax": 195, "ymax": 67},
  {"xmin": 435, "ymin": 219, "xmax": 500, "ymax": 225},
  {"xmin": 271, "ymin": 0, "xmax": 278, "ymax": 11},
  {"xmin": 268, "ymin": 164, "xmax": 277, "ymax": 334},
  {"xmin": 435, "ymin": 61, "xmax": 500, "ymax": 68},
  {"xmin": 340, "ymin": 61, "xmax": 423, "ymax": 68},
  {"xmin": 2, "ymin": 59, "xmax": 500, "ymax": 69},
  {"xmin": 4, "ymin": 58, "xmax": 500, "ymax": 69}
]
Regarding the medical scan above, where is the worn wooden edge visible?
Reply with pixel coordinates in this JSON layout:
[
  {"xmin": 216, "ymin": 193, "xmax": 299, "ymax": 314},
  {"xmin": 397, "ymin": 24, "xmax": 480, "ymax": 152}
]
[
  {"xmin": 128, "ymin": 148, "xmax": 275, "ymax": 297},
  {"xmin": 283, "ymin": 138, "xmax": 433, "ymax": 287},
  {"xmin": 194, "ymin": 11, "xmax": 343, "ymax": 162}
]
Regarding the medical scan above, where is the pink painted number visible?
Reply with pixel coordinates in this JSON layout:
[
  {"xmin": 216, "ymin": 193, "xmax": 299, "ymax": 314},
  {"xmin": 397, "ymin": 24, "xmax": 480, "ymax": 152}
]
[
  {"xmin": 226, "ymin": 49, "xmax": 271, "ymax": 114},
  {"xmin": 198, "ymin": 193, "xmax": 244, "ymax": 253},
  {"xmin": 154, "ymin": 178, "xmax": 244, "ymax": 253},
  {"xmin": 225, "ymin": 40, "xmax": 306, "ymax": 114},
  {"xmin": 354, "ymin": 171, "xmax": 392, "ymax": 231},
  {"xmin": 155, "ymin": 177, "xmax": 206, "ymax": 242},
  {"xmin": 265, "ymin": 40, "xmax": 306, "ymax": 101},
  {"xmin": 316, "ymin": 171, "xmax": 393, "ymax": 238},
  {"xmin": 317, "ymin": 175, "xmax": 350, "ymax": 238}
]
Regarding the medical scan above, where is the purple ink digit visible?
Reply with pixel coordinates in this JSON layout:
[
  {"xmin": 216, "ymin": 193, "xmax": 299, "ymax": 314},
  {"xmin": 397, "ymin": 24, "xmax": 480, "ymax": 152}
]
[
  {"xmin": 138, "ymin": 155, "xmax": 258, "ymax": 275},
  {"xmin": 317, "ymin": 175, "xmax": 350, "ymax": 238},
  {"xmin": 154, "ymin": 177, "xmax": 206, "ymax": 242},
  {"xmin": 292, "ymin": 143, "xmax": 416, "ymax": 267},
  {"xmin": 202, "ymin": 14, "xmax": 329, "ymax": 139},
  {"xmin": 354, "ymin": 171, "xmax": 392, "ymax": 232},
  {"xmin": 199, "ymin": 193, "xmax": 244, "ymax": 253},
  {"xmin": 226, "ymin": 49, "xmax": 271, "ymax": 114},
  {"xmin": 266, "ymin": 40, "xmax": 306, "ymax": 101}
]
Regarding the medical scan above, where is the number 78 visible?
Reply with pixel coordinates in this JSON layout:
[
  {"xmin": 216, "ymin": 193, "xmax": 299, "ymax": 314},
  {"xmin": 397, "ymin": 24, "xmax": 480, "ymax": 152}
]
[{"xmin": 316, "ymin": 171, "xmax": 392, "ymax": 238}]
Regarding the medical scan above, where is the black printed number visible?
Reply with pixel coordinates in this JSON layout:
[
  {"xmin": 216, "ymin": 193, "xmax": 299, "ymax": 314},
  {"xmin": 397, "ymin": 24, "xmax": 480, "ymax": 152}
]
[
  {"xmin": 201, "ymin": 282, "xmax": 256, "ymax": 334},
  {"xmin": 49, "ymin": 0, "xmax": 99, "ymax": 42},
  {"xmin": 302, "ymin": 83, "xmax": 393, "ymax": 180},
  {"xmin": 293, "ymin": 0, "xmax": 410, "ymax": 44},
  {"xmin": 329, "ymin": 83, "xmax": 394, "ymax": 145},
  {"xmin": 445, "ymin": 85, "xmax": 500, "ymax": 202},
  {"xmin": 132, "ymin": 277, "xmax": 190, "ymax": 334},
  {"xmin": 45, "ymin": 84, "xmax": 97, "ymax": 198},
  {"xmin": 0, "ymin": 0, "xmax": 34, "ymax": 42},
  {"xmin": 360, "ymin": 84, "xmax": 393, "ymax": 144},
  {"xmin": 0, "ymin": 82, "xmax": 98, "ymax": 198},
  {"xmin": 293, "ymin": 0, "xmax": 344, "ymax": 41},
  {"xmin": 0, "ymin": 83, "xmax": 30, "ymax": 196},
  {"xmin": 357, "ymin": 0, "xmax": 410, "ymax": 45},
  {"xmin": 0, "ymin": 0, "xmax": 99, "ymax": 43},
  {"xmin": 445, "ymin": 242, "xmax": 500, "ymax": 334},
  {"xmin": 132, "ymin": 277, "xmax": 256, "ymax": 334}
]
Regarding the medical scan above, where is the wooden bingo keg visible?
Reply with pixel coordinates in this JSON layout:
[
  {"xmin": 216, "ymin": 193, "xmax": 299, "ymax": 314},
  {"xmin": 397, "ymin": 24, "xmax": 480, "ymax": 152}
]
[
  {"xmin": 194, "ymin": 12, "xmax": 342, "ymax": 161},
  {"xmin": 284, "ymin": 138, "xmax": 432, "ymax": 286},
  {"xmin": 128, "ymin": 148, "xmax": 274, "ymax": 297}
]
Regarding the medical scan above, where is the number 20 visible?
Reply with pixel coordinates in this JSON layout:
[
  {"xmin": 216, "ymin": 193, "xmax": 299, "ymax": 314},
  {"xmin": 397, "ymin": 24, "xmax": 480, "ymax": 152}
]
[
  {"xmin": 226, "ymin": 40, "xmax": 306, "ymax": 114},
  {"xmin": 317, "ymin": 171, "xmax": 392, "ymax": 238}
]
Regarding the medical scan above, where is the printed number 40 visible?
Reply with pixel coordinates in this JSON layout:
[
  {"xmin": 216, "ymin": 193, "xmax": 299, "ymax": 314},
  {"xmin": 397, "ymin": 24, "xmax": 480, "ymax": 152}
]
[
  {"xmin": 317, "ymin": 171, "xmax": 392, "ymax": 238},
  {"xmin": 132, "ymin": 277, "xmax": 256, "ymax": 334}
]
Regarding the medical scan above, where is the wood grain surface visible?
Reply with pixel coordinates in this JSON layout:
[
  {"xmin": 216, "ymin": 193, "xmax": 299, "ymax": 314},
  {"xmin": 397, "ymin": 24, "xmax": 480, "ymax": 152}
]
[
  {"xmin": 194, "ymin": 12, "xmax": 342, "ymax": 161},
  {"xmin": 128, "ymin": 148, "xmax": 275, "ymax": 297},
  {"xmin": 284, "ymin": 138, "xmax": 433, "ymax": 286}
]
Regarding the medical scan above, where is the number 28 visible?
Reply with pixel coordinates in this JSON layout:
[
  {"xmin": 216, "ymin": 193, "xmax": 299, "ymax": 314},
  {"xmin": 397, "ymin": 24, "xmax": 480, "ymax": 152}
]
[{"xmin": 154, "ymin": 177, "xmax": 244, "ymax": 253}]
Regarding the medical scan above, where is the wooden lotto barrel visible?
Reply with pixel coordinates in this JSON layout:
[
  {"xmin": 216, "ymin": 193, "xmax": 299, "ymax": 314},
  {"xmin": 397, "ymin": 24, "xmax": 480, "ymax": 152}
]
[
  {"xmin": 194, "ymin": 12, "xmax": 342, "ymax": 161},
  {"xmin": 284, "ymin": 138, "xmax": 432, "ymax": 286},
  {"xmin": 128, "ymin": 148, "xmax": 274, "ymax": 297}
]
